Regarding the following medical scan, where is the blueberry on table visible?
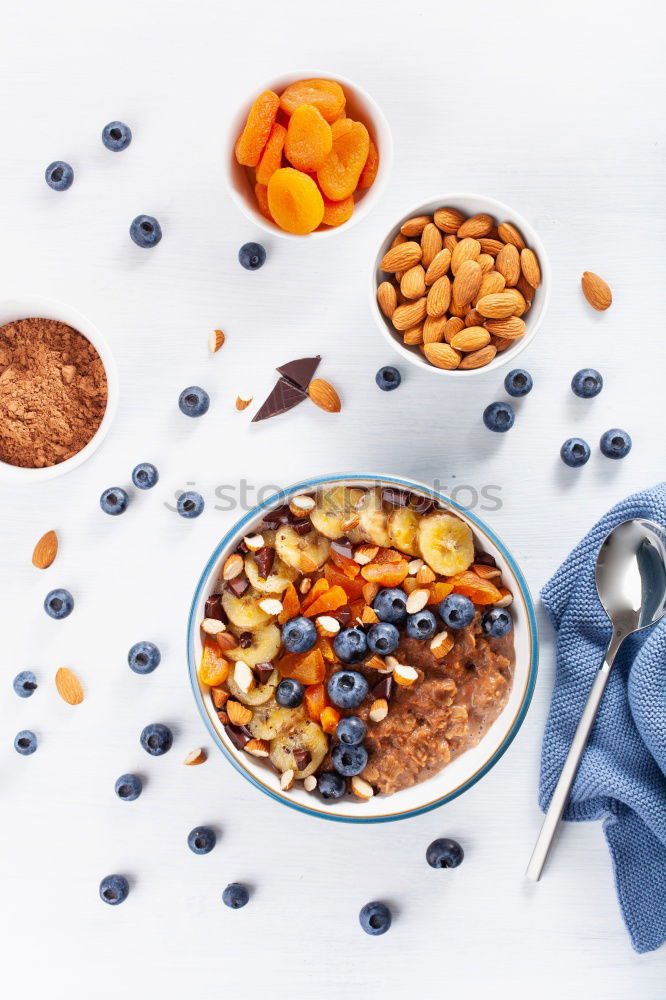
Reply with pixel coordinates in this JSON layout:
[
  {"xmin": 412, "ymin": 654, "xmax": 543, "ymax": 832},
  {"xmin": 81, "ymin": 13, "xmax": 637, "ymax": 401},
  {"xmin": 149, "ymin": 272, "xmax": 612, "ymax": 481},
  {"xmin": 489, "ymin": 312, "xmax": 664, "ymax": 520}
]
[
  {"xmin": 426, "ymin": 837, "xmax": 464, "ymax": 869},
  {"xmin": 439, "ymin": 594, "xmax": 474, "ymax": 630},
  {"xmin": 336, "ymin": 716, "xmax": 366, "ymax": 747},
  {"xmin": 131, "ymin": 462, "xmax": 159, "ymax": 489},
  {"xmin": 571, "ymin": 368, "xmax": 603, "ymax": 398},
  {"xmin": 276, "ymin": 678, "xmax": 305, "ymax": 708},
  {"xmin": 45, "ymin": 161, "xmax": 73, "ymax": 191},
  {"xmin": 372, "ymin": 587, "xmax": 408, "ymax": 625},
  {"xmin": 130, "ymin": 214, "xmax": 162, "ymax": 248},
  {"xmin": 328, "ymin": 669, "xmax": 369, "ymax": 709},
  {"xmin": 178, "ymin": 386, "xmax": 210, "ymax": 417},
  {"xmin": 140, "ymin": 723, "xmax": 173, "ymax": 756},
  {"xmin": 44, "ymin": 588, "xmax": 74, "ymax": 620},
  {"xmin": 238, "ymin": 242, "xmax": 266, "ymax": 271},
  {"xmin": 318, "ymin": 770, "xmax": 347, "ymax": 800},
  {"xmin": 333, "ymin": 626, "xmax": 368, "ymax": 664},
  {"xmin": 177, "ymin": 491, "xmax": 204, "ymax": 518},
  {"xmin": 100, "ymin": 487, "xmax": 129, "ymax": 516},
  {"xmin": 481, "ymin": 607, "xmax": 513, "ymax": 638},
  {"xmin": 504, "ymin": 369, "xmax": 533, "ymax": 397},
  {"xmin": 13, "ymin": 670, "xmax": 37, "ymax": 698},
  {"xmin": 187, "ymin": 826, "xmax": 216, "ymax": 855},
  {"xmin": 375, "ymin": 366, "xmax": 401, "ymax": 391},
  {"xmin": 483, "ymin": 401, "xmax": 515, "ymax": 432},
  {"xmin": 281, "ymin": 616, "xmax": 317, "ymax": 654},
  {"xmin": 99, "ymin": 874, "xmax": 129, "ymax": 905},
  {"xmin": 359, "ymin": 901, "xmax": 392, "ymax": 936},
  {"xmin": 406, "ymin": 609, "xmax": 437, "ymax": 640},
  {"xmin": 115, "ymin": 773, "xmax": 142, "ymax": 801},
  {"xmin": 14, "ymin": 730, "xmax": 38, "ymax": 755},
  {"xmin": 367, "ymin": 622, "xmax": 400, "ymax": 656},
  {"xmin": 560, "ymin": 437, "xmax": 591, "ymax": 468},
  {"xmin": 102, "ymin": 121, "xmax": 132, "ymax": 152},
  {"xmin": 222, "ymin": 883, "xmax": 249, "ymax": 909},
  {"xmin": 128, "ymin": 641, "xmax": 161, "ymax": 674},
  {"xmin": 600, "ymin": 428, "xmax": 632, "ymax": 459},
  {"xmin": 331, "ymin": 742, "xmax": 368, "ymax": 777}
]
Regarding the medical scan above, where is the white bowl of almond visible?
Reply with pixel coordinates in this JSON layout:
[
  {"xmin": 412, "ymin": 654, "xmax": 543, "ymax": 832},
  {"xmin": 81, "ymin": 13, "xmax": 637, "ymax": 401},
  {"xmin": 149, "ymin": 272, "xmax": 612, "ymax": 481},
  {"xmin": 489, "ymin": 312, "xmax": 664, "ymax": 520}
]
[
  {"xmin": 371, "ymin": 195, "xmax": 550, "ymax": 374},
  {"xmin": 187, "ymin": 475, "xmax": 538, "ymax": 822}
]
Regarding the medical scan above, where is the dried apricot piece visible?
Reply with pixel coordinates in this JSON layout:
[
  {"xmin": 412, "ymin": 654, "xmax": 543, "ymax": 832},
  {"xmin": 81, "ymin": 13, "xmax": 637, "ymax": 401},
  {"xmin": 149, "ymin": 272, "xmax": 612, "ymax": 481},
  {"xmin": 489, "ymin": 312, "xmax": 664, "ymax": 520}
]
[
  {"xmin": 320, "ymin": 706, "xmax": 341, "ymax": 735},
  {"xmin": 256, "ymin": 122, "xmax": 287, "ymax": 185},
  {"xmin": 361, "ymin": 561, "xmax": 410, "ymax": 587},
  {"xmin": 277, "ymin": 648, "xmax": 325, "ymax": 684},
  {"xmin": 329, "ymin": 547, "xmax": 361, "ymax": 578},
  {"xmin": 324, "ymin": 563, "xmax": 366, "ymax": 600},
  {"xmin": 301, "ymin": 578, "xmax": 330, "ymax": 612},
  {"xmin": 315, "ymin": 636, "xmax": 336, "ymax": 663},
  {"xmin": 426, "ymin": 581, "xmax": 455, "ymax": 605},
  {"xmin": 267, "ymin": 167, "xmax": 325, "ymax": 235},
  {"xmin": 322, "ymin": 194, "xmax": 354, "ymax": 228},
  {"xmin": 279, "ymin": 78, "xmax": 346, "ymax": 123},
  {"xmin": 449, "ymin": 571, "xmax": 502, "ymax": 605},
  {"xmin": 304, "ymin": 585, "xmax": 348, "ymax": 618},
  {"xmin": 305, "ymin": 683, "xmax": 328, "ymax": 721},
  {"xmin": 278, "ymin": 583, "xmax": 300, "ymax": 623},
  {"xmin": 198, "ymin": 638, "xmax": 229, "ymax": 687},
  {"xmin": 235, "ymin": 90, "xmax": 280, "ymax": 167},
  {"xmin": 358, "ymin": 139, "xmax": 379, "ymax": 189},
  {"xmin": 284, "ymin": 105, "xmax": 332, "ymax": 172},
  {"xmin": 317, "ymin": 118, "xmax": 370, "ymax": 200}
]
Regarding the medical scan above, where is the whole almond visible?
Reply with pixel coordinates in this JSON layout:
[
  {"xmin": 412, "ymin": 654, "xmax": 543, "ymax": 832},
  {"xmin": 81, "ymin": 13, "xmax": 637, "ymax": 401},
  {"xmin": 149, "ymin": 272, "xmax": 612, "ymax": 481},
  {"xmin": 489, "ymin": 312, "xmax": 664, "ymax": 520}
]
[
  {"xmin": 55, "ymin": 667, "xmax": 84, "ymax": 705},
  {"xmin": 452, "ymin": 260, "xmax": 482, "ymax": 309},
  {"xmin": 450, "ymin": 326, "xmax": 491, "ymax": 352},
  {"xmin": 381, "ymin": 242, "xmax": 422, "ymax": 273},
  {"xmin": 465, "ymin": 308, "xmax": 484, "ymax": 327},
  {"xmin": 391, "ymin": 232, "xmax": 407, "ymax": 248},
  {"xmin": 475, "ymin": 271, "xmax": 506, "ymax": 305},
  {"xmin": 490, "ymin": 334, "xmax": 514, "ymax": 352},
  {"xmin": 581, "ymin": 272, "xmax": 612, "ymax": 310},
  {"xmin": 521, "ymin": 249, "xmax": 541, "ymax": 289},
  {"xmin": 476, "ymin": 293, "xmax": 518, "ymax": 319},
  {"xmin": 400, "ymin": 215, "xmax": 432, "ymax": 237},
  {"xmin": 227, "ymin": 700, "xmax": 253, "ymax": 726},
  {"xmin": 451, "ymin": 237, "xmax": 481, "ymax": 275},
  {"xmin": 503, "ymin": 288, "xmax": 528, "ymax": 316},
  {"xmin": 478, "ymin": 238, "xmax": 505, "ymax": 256},
  {"xmin": 403, "ymin": 324, "xmax": 424, "ymax": 345},
  {"xmin": 457, "ymin": 213, "xmax": 493, "ymax": 238},
  {"xmin": 32, "ymin": 530, "xmax": 58, "ymax": 569},
  {"xmin": 443, "ymin": 317, "xmax": 465, "ymax": 344},
  {"xmin": 459, "ymin": 344, "xmax": 497, "ymax": 369},
  {"xmin": 516, "ymin": 272, "xmax": 535, "ymax": 303},
  {"xmin": 443, "ymin": 234, "xmax": 459, "ymax": 254},
  {"xmin": 308, "ymin": 378, "xmax": 341, "ymax": 413},
  {"xmin": 377, "ymin": 281, "xmax": 398, "ymax": 318},
  {"xmin": 477, "ymin": 253, "xmax": 495, "ymax": 274},
  {"xmin": 484, "ymin": 316, "xmax": 526, "ymax": 339},
  {"xmin": 423, "ymin": 315, "xmax": 448, "ymax": 344},
  {"xmin": 448, "ymin": 298, "xmax": 468, "ymax": 319},
  {"xmin": 424, "ymin": 248, "xmax": 451, "ymax": 285},
  {"xmin": 209, "ymin": 329, "xmax": 225, "ymax": 353},
  {"xmin": 392, "ymin": 297, "xmax": 428, "ymax": 330},
  {"xmin": 216, "ymin": 632, "xmax": 238, "ymax": 652},
  {"xmin": 497, "ymin": 222, "xmax": 526, "ymax": 249},
  {"xmin": 423, "ymin": 343, "xmax": 461, "ymax": 370},
  {"xmin": 434, "ymin": 207, "xmax": 465, "ymax": 233},
  {"xmin": 495, "ymin": 243, "xmax": 521, "ymax": 286},
  {"xmin": 420, "ymin": 223, "xmax": 442, "ymax": 268},
  {"xmin": 426, "ymin": 276, "xmax": 451, "ymax": 317},
  {"xmin": 400, "ymin": 265, "xmax": 426, "ymax": 300}
]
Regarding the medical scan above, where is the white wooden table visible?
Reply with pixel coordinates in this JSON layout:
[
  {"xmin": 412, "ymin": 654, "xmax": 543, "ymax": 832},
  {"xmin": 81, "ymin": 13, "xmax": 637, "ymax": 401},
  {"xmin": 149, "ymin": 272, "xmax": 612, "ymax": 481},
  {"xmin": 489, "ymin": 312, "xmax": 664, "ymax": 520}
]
[{"xmin": 1, "ymin": 0, "xmax": 664, "ymax": 995}]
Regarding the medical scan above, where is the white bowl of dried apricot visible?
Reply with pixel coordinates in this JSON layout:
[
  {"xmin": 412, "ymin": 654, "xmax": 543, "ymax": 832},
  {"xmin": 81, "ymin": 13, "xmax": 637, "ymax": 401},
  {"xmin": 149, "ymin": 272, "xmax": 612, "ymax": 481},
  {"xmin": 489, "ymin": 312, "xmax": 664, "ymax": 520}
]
[
  {"xmin": 226, "ymin": 73, "xmax": 392, "ymax": 237},
  {"xmin": 371, "ymin": 195, "xmax": 551, "ymax": 374}
]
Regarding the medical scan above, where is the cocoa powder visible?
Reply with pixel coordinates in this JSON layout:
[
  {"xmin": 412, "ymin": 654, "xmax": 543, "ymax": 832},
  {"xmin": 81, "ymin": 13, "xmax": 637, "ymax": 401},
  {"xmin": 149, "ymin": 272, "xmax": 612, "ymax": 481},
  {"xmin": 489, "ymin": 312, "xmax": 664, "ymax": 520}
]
[{"xmin": 0, "ymin": 317, "xmax": 108, "ymax": 468}]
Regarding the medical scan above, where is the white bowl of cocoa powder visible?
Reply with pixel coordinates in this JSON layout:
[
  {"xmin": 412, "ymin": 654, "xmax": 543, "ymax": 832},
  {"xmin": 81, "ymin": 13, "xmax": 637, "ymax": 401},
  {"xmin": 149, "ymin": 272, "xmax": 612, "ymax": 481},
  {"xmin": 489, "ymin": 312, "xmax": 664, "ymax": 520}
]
[{"xmin": 0, "ymin": 297, "xmax": 118, "ymax": 483}]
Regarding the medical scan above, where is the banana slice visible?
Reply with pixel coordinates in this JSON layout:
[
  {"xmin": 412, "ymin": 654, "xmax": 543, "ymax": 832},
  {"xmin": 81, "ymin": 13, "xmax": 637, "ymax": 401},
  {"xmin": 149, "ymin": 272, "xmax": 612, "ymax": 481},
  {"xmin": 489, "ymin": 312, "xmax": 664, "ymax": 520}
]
[
  {"xmin": 227, "ymin": 667, "xmax": 279, "ymax": 706},
  {"xmin": 269, "ymin": 718, "xmax": 328, "ymax": 779},
  {"xmin": 227, "ymin": 624, "xmax": 281, "ymax": 666},
  {"xmin": 418, "ymin": 513, "xmax": 474, "ymax": 576},
  {"xmin": 388, "ymin": 507, "xmax": 421, "ymax": 556},
  {"xmin": 275, "ymin": 525, "xmax": 330, "ymax": 573},
  {"xmin": 248, "ymin": 699, "xmax": 305, "ymax": 740},
  {"xmin": 221, "ymin": 589, "xmax": 271, "ymax": 630},
  {"xmin": 244, "ymin": 553, "xmax": 297, "ymax": 594},
  {"xmin": 310, "ymin": 486, "xmax": 355, "ymax": 539},
  {"xmin": 357, "ymin": 488, "xmax": 391, "ymax": 547}
]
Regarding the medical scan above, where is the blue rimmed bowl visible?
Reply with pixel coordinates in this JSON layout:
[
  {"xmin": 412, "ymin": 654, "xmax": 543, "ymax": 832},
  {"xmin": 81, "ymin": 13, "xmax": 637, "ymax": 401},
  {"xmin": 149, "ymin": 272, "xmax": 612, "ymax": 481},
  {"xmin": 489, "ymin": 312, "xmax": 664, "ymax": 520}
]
[{"xmin": 187, "ymin": 474, "xmax": 538, "ymax": 823}]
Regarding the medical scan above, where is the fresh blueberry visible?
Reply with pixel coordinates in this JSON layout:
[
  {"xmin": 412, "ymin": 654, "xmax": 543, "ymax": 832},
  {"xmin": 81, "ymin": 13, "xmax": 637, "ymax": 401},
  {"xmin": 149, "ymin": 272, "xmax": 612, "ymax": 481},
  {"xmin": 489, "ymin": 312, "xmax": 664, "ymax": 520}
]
[
  {"xmin": 481, "ymin": 608, "xmax": 513, "ymax": 638},
  {"xmin": 328, "ymin": 670, "xmax": 369, "ymax": 709},
  {"xmin": 504, "ymin": 369, "xmax": 533, "ymax": 397},
  {"xmin": 336, "ymin": 716, "xmax": 366, "ymax": 746},
  {"xmin": 179, "ymin": 386, "xmax": 210, "ymax": 418},
  {"xmin": 333, "ymin": 626, "xmax": 368, "ymax": 664},
  {"xmin": 238, "ymin": 242, "xmax": 266, "ymax": 271},
  {"xmin": 44, "ymin": 588, "xmax": 74, "ymax": 620},
  {"xmin": 102, "ymin": 121, "xmax": 132, "ymax": 152},
  {"xmin": 281, "ymin": 615, "xmax": 317, "ymax": 653},
  {"xmin": 483, "ymin": 401, "xmax": 515, "ymax": 432},
  {"xmin": 372, "ymin": 587, "xmax": 407, "ymax": 625},
  {"xmin": 375, "ymin": 366, "xmax": 401, "ymax": 392},
  {"xmin": 331, "ymin": 742, "xmax": 368, "ymax": 777},
  {"xmin": 99, "ymin": 874, "xmax": 129, "ymax": 905},
  {"xmin": 177, "ymin": 491, "xmax": 204, "ymax": 518},
  {"xmin": 14, "ymin": 730, "xmax": 38, "ymax": 755},
  {"xmin": 406, "ymin": 609, "xmax": 437, "ymax": 640},
  {"xmin": 187, "ymin": 826, "xmax": 216, "ymax": 855},
  {"xmin": 45, "ymin": 161, "xmax": 74, "ymax": 191},
  {"xmin": 367, "ymin": 622, "xmax": 400, "ymax": 656},
  {"xmin": 359, "ymin": 901, "xmax": 392, "ymax": 936},
  {"xmin": 426, "ymin": 837, "xmax": 464, "ymax": 869},
  {"xmin": 131, "ymin": 462, "xmax": 159, "ymax": 489},
  {"xmin": 318, "ymin": 771, "xmax": 346, "ymax": 800},
  {"xmin": 140, "ymin": 723, "xmax": 173, "ymax": 756},
  {"xmin": 130, "ymin": 215, "xmax": 162, "ymax": 248},
  {"xmin": 100, "ymin": 487, "xmax": 129, "ymax": 516},
  {"xmin": 222, "ymin": 882, "xmax": 249, "ymax": 908},
  {"xmin": 13, "ymin": 670, "xmax": 37, "ymax": 698},
  {"xmin": 276, "ymin": 678, "xmax": 305, "ymax": 708},
  {"xmin": 560, "ymin": 437, "xmax": 591, "ymax": 468},
  {"xmin": 600, "ymin": 428, "xmax": 632, "ymax": 459},
  {"xmin": 128, "ymin": 641, "xmax": 161, "ymax": 674},
  {"xmin": 571, "ymin": 368, "xmax": 603, "ymax": 398},
  {"xmin": 115, "ymin": 773, "xmax": 142, "ymax": 801},
  {"xmin": 439, "ymin": 594, "xmax": 474, "ymax": 630}
]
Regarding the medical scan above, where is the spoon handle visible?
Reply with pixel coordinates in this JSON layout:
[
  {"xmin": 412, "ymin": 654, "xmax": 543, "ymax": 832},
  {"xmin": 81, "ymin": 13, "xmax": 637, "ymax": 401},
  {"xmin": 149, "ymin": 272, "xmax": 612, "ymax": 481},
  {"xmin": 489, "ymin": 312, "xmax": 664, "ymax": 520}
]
[{"xmin": 526, "ymin": 647, "xmax": 616, "ymax": 881}]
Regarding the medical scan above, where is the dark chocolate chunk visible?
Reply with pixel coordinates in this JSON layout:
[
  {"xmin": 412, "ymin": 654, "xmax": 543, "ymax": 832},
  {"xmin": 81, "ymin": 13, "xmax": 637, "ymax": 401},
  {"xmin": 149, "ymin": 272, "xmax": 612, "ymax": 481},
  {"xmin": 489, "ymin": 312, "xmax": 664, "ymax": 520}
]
[
  {"xmin": 382, "ymin": 487, "xmax": 411, "ymax": 508},
  {"xmin": 293, "ymin": 748, "xmax": 312, "ymax": 771},
  {"xmin": 236, "ymin": 539, "xmax": 250, "ymax": 555},
  {"xmin": 261, "ymin": 504, "xmax": 292, "ymax": 528},
  {"xmin": 254, "ymin": 546, "xmax": 275, "ymax": 579},
  {"xmin": 276, "ymin": 355, "xmax": 321, "ymax": 391},
  {"xmin": 252, "ymin": 377, "xmax": 307, "ymax": 423},
  {"xmin": 254, "ymin": 662, "xmax": 274, "ymax": 684},
  {"xmin": 292, "ymin": 519, "xmax": 312, "ymax": 536},
  {"xmin": 226, "ymin": 575, "xmax": 249, "ymax": 597},
  {"xmin": 239, "ymin": 631, "xmax": 253, "ymax": 649},
  {"xmin": 205, "ymin": 594, "xmax": 225, "ymax": 622},
  {"xmin": 474, "ymin": 551, "xmax": 497, "ymax": 567},
  {"xmin": 371, "ymin": 675, "xmax": 394, "ymax": 700},
  {"xmin": 331, "ymin": 538, "xmax": 353, "ymax": 559},
  {"xmin": 331, "ymin": 606, "xmax": 353, "ymax": 627},
  {"xmin": 225, "ymin": 724, "xmax": 252, "ymax": 750}
]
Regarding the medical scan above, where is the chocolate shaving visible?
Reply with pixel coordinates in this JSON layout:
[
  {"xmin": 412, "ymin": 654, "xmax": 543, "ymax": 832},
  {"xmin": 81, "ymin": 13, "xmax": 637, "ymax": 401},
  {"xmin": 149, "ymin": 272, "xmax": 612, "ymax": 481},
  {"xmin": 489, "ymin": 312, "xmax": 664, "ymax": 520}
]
[
  {"xmin": 204, "ymin": 594, "xmax": 225, "ymax": 622},
  {"xmin": 331, "ymin": 606, "xmax": 352, "ymax": 627},
  {"xmin": 261, "ymin": 504, "xmax": 292, "ymax": 528},
  {"xmin": 236, "ymin": 539, "xmax": 250, "ymax": 555},
  {"xmin": 252, "ymin": 377, "xmax": 307, "ymax": 423},
  {"xmin": 254, "ymin": 546, "xmax": 275, "ymax": 579},
  {"xmin": 226, "ymin": 576, "xmax": 249, "ymax": 597},
  {"xmin": 371, "ymin": 676, "xmax": 394, "ymax": 701},
  {"xmin": 293, "ymin": 748, "xmax": 312, "ymax": 771},
  {"xmin": 254, "ymin": 662, "xmax": 274, "ymax": 684},
  {"xmin": 239, "ymin": 631, "xmax": 253, "ymax": 649},
  {"xmin": 474, "ymin": 551, "xmax": 497, "ymax": 567},
  {"xmin": 382, "ymin": 488, "xmax": 411, "ymax": 508},
  {"xmin": 292, "ymin": 519, "xmax": 312, "ymax": 536},
  {"xmin": 276, "ymin": 355, "xmax": 321, "ymax": 391}
]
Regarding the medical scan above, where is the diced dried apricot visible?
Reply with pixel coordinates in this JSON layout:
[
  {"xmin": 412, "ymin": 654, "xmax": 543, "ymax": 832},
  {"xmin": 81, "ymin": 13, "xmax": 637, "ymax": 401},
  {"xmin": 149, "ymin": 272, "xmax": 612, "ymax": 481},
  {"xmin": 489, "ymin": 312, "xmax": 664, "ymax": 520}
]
[
  {"xmin": 374, "ymin": 547, "xmax": 403, "ymax": 564},
  {"xmin": 348, "ymin": 598, "xmax": 366, "ymax": 620},
  {"xmin": 305, "ymin": 683, "xmax": 328, "ymax": 721},
  {"xmin": 358, "ymin": 139, "xmax": 379, "ymax": 189},
  {"xmin": 320, "ymin": 706, "xmax": 341, "ymax": 735},
  {"xmin": 317, "ymin": 119, "xmax": 369, "ymax": 200},
  {"xmin": 304, "ymin": 585, "xmax": 348, "ymax": 617},
  {"xmin": 284, "ymin": 105, "xmax": 332, "ymax": 172},
  {"xmin": 277, "ymin": 648, "xmax": 325, "ymax": 684},
  {"xmin": 267, "ymin": 167, "xmax": 325, "ymax": 235},
  {"xmin": 426, "ymin": 581, "xmax": 455, "ymax": 605},
  {"xmin": 329, "ymin": 547, "xmax": 361, "ymax": 578},
  {"xmin": 198, "ymin": 638, "xmax": 229, "ymax": 687},
  {"xmin": 361, "ymin": 605, "xmax": 379, "ymax": 624},
  {"xmin": 301, "ymin": 577, "xmax": 329, "ymax": 611},
  {"xmin": 278, "ymin": 583, "xmax": 300, "ymax": 623},
  {"xmin": 449, "ymin": 572, "xmax": 502, "ymax": 605},
  {"xmin": 322, "ymin": 194, "xmax": 354, "ymax": 228},
  {"xmin": 324, "ymin": 563, "xmax": 366, "ymax": 600},
  {"xmin": 235, "ymin": 90, "xmax": 280, "ymax": 167},
  {"xmin": 361, "ymin": 560, "xmax": 410, "ymax": 587},
  {"xmin": 254, "ymin": 182, "xmax": 272, "ymax": 220},
  {"xmin": 362, "ymin": 581, "xmax": 380, "ymax": 605},
  {"xmin": 279, "ymin": 79, "xmax": 346, "ymax": 123},
  {"xmin": 315, "ymin": 636, "xmax": 336, "ymax": 663},
  {"xmin": 256, "ymin": 122, "xmax": 287, "ymax": 186}
]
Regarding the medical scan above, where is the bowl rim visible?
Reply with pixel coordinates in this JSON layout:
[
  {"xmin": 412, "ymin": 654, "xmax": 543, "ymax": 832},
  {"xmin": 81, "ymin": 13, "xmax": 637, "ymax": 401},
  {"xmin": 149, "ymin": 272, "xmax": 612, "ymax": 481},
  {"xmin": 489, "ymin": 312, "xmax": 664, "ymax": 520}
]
[
  {"xmin": 187, "ymin": 472, "xmax": 539, "ymax": 823},
  {"xmin": 0, "ymin": 295, "xmax": 119, "ymax": 483},
  {"xmin": 369, "ymin": 192, "xmax": 551, "ymax": 376},
  {"xmin": 223, "ymin": 70, "xmax": 394, "ymax": 240}
]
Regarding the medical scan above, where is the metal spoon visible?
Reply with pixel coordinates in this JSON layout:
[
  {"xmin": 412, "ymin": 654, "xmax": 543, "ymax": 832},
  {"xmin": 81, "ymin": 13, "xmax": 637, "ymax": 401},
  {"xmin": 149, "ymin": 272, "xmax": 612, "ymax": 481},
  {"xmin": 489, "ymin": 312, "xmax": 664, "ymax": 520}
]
[{"xmin": 526, "ymin": 517, "xmax": 666, "ymax": 881}]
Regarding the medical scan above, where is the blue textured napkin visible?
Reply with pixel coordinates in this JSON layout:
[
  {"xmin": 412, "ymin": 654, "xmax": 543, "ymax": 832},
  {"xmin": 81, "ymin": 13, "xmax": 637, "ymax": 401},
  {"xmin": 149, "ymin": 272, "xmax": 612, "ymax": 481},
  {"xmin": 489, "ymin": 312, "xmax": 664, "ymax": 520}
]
[{"xmin": 539, "ymin": 482, "xmax": 666, "ymax": 953}]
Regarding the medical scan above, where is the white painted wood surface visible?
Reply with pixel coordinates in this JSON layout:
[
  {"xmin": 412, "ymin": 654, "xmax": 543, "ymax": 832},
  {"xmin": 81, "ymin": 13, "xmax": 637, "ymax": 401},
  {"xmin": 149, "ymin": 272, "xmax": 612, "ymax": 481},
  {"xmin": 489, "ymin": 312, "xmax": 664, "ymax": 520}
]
[{"xmin": 1, "ymin": 0, "xmax": 664, "ymax": 996}]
